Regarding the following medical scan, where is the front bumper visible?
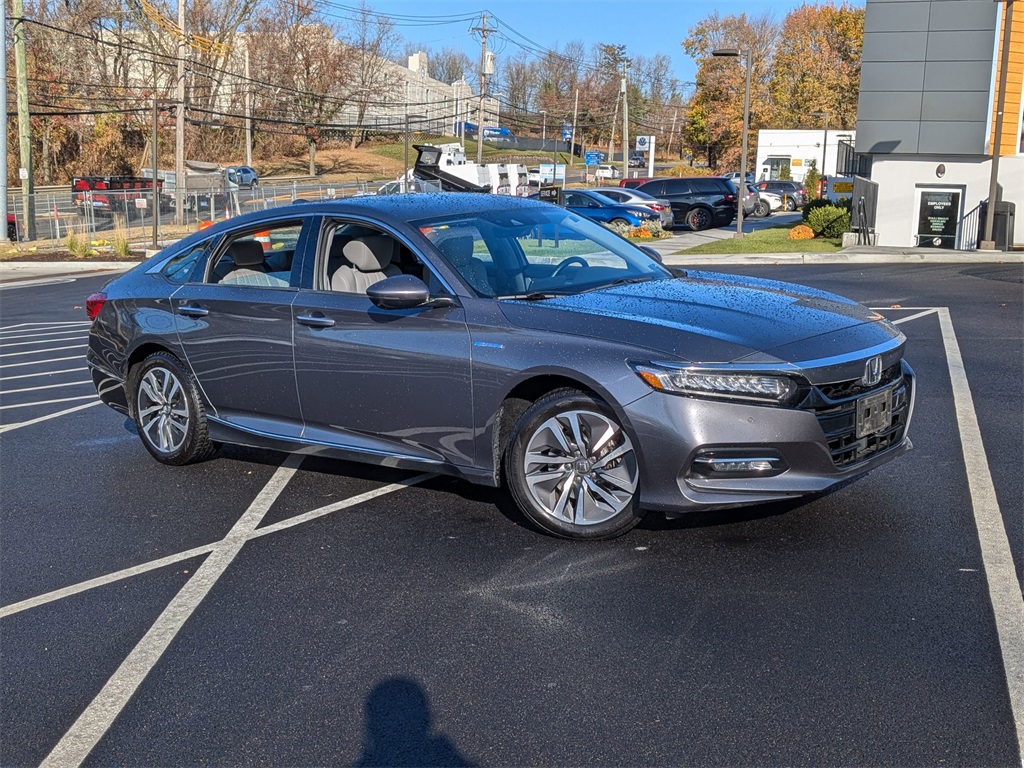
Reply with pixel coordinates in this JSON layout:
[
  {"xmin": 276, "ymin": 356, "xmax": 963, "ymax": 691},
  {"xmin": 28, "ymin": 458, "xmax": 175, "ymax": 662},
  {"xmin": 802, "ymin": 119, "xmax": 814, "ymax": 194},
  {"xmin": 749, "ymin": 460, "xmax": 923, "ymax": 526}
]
[{"xmin": 624, "ymin": 364, "xmax": 916, "ymax": 514}]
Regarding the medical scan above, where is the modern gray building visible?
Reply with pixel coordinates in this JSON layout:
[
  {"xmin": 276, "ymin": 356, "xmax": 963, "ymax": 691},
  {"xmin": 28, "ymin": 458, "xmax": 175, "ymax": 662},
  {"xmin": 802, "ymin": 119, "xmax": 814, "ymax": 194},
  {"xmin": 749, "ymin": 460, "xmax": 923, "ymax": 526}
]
[{"xmin": 855, "ymin": 0, "xmax": 1022, "ymax": 249}]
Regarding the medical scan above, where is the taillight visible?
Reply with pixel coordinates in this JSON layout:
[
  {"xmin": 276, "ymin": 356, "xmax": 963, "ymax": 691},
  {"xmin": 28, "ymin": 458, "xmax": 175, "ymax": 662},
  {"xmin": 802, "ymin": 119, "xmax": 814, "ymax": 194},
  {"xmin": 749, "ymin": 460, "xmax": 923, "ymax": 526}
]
[
  {"xmin": 650, "ymin": 204, "xmax": 664, "ymax": 211},
  {"xmin": 723, "ymin": 193, "xmax": 736, "ymax": 202},
  {"xmin": 86, "ymin": 292, "xmax": 106, "ymax": 321}
]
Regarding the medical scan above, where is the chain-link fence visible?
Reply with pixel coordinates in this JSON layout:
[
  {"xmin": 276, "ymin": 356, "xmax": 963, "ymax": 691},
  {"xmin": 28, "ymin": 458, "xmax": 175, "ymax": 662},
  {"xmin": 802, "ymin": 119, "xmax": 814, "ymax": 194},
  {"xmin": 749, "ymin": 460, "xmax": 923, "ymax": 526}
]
[{"xmin": 4, "ymin": 177, "xmax": 441, "ymax": 246}]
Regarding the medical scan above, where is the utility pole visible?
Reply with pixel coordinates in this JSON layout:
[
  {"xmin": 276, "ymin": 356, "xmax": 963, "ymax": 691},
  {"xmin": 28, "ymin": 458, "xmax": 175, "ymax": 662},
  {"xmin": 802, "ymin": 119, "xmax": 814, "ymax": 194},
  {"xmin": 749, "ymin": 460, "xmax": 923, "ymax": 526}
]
[
  {"xmin": 244, "ymin": 49, "xmax": 253, "ymax": 167},
  {"xmin": 667, "ymin": 107, "xmax": 678, "ymax": 158},
  {"xmin": 569, "ymin": 88, "xmax": 579, "ymax": 166},
  {"xmin": 13, "ymin": 0, "xmax": 35, "ymax": 240},
  {"xmin": 471, "ymin": 13, "xmax": 491, "ymax": 165},
  {"xmin": 621, "ymin": 60, "xmax": 630, "ymax": 180},
  {"xmin": 174, "ymin": 0, "xmax": 185, "ymax": 225},
  {"xmin": 1, "ymin": 0, "xmax": 9, "ymax": 243},
  {"xmin": 982, "ymin": 0, "xmax": 1015, "ymax": 250},
  {"xmin": 607, "ymin": 90, "xmax": 619, "ymax": 167}
]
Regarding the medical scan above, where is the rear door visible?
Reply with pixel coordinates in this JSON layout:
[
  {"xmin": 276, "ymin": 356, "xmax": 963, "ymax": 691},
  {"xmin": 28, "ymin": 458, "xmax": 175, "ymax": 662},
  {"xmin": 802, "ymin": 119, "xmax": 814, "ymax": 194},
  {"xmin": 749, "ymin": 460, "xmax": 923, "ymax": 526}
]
[{"xmin": 171, "ymin": 218, "xmax": 310, "ymax": 437}]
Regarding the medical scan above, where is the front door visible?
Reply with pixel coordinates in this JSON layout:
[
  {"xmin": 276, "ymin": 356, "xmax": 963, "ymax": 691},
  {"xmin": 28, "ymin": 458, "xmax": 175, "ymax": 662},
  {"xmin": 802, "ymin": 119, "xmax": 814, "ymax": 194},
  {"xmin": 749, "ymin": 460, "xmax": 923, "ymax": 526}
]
[
  {"xmin": 172, "ymin": 219, "xmax": 309, "ymax": 436},
  {"xmin": 292, "ymin": 220, "xmax": 475, "ymax": 467}
]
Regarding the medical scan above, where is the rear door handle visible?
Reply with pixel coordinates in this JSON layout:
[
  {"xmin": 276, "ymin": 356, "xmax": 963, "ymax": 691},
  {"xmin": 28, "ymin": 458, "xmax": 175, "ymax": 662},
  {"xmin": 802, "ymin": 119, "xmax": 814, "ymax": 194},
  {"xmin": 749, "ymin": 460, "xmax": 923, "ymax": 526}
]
[
  {"xmin": 296, "ymin": 314, "xmax": 335, "ymax": 328},
  {"xmin": 178, "ymin": 304, "xmax": 209, "ymax": 317}
]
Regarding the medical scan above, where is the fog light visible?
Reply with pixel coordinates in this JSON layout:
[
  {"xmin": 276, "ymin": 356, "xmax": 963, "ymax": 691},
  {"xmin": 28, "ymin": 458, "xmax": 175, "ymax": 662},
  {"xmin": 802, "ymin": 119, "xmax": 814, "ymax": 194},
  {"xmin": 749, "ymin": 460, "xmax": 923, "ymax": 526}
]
[{"xmin": 690, "ymin": 450, "xmax": 788, "ymax": 478}]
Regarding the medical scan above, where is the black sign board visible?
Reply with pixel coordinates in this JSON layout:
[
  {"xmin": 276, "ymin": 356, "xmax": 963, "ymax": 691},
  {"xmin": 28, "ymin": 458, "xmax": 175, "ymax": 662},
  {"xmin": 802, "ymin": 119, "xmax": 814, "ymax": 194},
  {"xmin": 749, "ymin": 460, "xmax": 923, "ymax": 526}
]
[
  {"xmin": 916, "ymin": 189, "xmax": 960, "ymax": 248},
  {"xmin": 537, "ymin": 185, "xmax": 563, "ymax": 206}
]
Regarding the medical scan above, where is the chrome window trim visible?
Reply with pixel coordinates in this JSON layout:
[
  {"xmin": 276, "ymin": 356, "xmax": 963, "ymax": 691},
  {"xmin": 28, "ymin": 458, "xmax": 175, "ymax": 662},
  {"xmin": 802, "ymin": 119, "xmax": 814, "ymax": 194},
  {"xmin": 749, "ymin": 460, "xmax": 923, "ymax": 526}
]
[{"xmin": 646, "ymin": 336, "xmax": 906, "ymax": 378}]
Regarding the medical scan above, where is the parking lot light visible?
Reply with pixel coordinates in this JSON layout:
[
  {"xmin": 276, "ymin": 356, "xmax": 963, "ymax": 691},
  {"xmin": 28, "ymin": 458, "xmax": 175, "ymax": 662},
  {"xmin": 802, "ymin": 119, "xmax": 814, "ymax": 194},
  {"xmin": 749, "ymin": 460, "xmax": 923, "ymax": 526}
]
[{"xmin": 712, "ymin": 47, "xmax": 751, "ymax": 239}]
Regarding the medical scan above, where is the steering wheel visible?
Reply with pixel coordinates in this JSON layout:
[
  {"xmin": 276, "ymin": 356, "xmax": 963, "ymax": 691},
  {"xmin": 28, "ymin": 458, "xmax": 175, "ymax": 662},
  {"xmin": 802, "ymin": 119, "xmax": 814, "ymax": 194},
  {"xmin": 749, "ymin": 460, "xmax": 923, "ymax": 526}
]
[{"xmin": 552, "ymin": 256, "xmax": 589, "ymax": 276}]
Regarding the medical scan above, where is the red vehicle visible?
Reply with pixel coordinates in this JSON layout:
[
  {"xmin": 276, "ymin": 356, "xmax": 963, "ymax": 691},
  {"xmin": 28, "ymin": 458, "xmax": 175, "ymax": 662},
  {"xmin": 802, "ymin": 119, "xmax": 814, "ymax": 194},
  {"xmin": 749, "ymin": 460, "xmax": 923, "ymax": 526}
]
[
  {"xmin": 6, "ymin": 213, "xmax": 16, "ymax": 241},
  {"xmin": 73, "ymin": 176, "xmax": 165, "ymax": 217},
  {"xmin": 618, "ymin": 177, "xmax": 659, "ymax": 190}
]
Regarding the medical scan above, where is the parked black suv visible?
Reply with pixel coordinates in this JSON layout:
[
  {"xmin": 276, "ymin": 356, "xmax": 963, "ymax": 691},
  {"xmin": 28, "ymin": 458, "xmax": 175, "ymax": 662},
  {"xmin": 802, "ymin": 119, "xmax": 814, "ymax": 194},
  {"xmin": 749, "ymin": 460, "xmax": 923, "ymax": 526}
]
[
  {"xmin": 754, "ymin": 180, "xmax": 808, "ymax": 211},
  {"xmin": 635, "ymin": 177, "xmax": 737, "ymax": 230}
]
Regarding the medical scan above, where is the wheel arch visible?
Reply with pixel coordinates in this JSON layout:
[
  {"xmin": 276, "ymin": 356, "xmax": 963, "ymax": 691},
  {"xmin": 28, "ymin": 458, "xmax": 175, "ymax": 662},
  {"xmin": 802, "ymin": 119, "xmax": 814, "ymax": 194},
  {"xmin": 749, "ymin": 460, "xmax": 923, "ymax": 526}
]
[{"xmin": 489, "ymin": 370, "xmax": 644, "ymax": 487}]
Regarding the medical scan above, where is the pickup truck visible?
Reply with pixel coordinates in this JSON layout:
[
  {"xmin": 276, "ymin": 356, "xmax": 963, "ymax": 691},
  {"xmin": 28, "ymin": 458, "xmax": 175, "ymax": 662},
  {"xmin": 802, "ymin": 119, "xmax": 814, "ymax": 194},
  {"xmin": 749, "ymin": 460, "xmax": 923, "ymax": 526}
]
[{"xmin": 72, "ymin": 176, "xmax": 168, "ymax": 217}]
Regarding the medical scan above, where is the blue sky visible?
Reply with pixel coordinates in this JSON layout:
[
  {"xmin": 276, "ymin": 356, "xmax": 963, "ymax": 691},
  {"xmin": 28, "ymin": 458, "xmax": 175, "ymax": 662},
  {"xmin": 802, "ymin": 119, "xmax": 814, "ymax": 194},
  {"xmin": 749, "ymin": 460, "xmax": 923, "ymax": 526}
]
[{"xmin": 359, "ymin": 0, "xmax": 839, "ymax": 86}]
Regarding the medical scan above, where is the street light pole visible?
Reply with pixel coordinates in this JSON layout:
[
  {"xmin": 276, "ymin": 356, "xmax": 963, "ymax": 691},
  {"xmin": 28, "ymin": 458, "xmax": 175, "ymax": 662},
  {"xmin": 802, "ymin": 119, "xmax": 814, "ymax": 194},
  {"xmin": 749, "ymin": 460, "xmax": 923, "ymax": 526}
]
[
  {"xmin": 541, "ymin": 110, "xmax": 547, "ymax": 147},
  {"xmin": 713, "ymin": 47, "xmax": 751, "ymax": 239}
]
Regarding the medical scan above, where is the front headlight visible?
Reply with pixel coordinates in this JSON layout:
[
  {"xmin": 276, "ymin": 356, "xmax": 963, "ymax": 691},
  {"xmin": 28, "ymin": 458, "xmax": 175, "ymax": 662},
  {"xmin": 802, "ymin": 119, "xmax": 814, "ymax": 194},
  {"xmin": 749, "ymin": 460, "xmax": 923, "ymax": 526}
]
[{"xmin": 630, "ymin": 362, "xmax": 798, "ymax": 405}]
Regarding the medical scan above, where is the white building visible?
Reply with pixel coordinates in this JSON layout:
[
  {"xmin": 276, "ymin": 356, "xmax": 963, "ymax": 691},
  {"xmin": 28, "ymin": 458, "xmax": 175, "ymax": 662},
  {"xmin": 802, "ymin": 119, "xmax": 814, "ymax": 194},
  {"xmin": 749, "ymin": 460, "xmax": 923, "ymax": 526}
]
[{"xmin": 755, "ymin": 129, "xmax": 856, "ymax": 182}]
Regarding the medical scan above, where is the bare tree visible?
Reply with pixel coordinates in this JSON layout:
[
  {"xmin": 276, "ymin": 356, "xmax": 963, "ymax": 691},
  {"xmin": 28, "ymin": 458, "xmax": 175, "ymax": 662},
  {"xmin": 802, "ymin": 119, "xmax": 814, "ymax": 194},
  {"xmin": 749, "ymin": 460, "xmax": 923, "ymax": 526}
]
[
  {"xmin": 344, "ymin": 0, "xmax": 399, "ymax": 148},
  {"xmin": 428, "ymin": 46, "xmax": 472, "ymax": 85}
]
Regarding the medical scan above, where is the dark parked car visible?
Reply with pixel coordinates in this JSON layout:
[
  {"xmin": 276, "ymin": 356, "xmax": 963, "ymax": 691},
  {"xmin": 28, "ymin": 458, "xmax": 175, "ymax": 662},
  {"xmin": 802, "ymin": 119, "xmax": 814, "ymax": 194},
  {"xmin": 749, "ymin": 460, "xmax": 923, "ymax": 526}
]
[
  {"xmin": 86, "ymin": 194, "xmax": 915, "ymax": 540},
  {"xmin": 635, "ymin": 177, "xmax": 738, "ymax": 230},
  {"xmin": 755, "ymin": 180, "xmax": 808, "ymax": 211}
]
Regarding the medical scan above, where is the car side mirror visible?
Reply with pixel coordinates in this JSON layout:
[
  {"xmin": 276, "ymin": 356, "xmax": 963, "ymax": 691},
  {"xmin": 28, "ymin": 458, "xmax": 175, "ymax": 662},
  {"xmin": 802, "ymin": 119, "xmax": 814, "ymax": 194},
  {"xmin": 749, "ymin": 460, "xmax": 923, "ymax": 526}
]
[
  {"xmin": 640, "ymin": 245, "xmax": 663, "ymax": 263},
  {"xmin": 366, "ymin": 274, "xmax": 449, "ymax": 310}
]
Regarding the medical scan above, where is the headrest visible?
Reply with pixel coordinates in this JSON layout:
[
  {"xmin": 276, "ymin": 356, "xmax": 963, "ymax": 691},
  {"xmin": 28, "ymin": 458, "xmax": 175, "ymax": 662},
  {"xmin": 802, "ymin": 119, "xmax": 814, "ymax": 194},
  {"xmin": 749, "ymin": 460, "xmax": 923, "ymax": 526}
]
[
  {"xmin": 438, "ymin": 235, "xmax": 474, "ymax": 265},
  {"xmin": 343, "ymin": 236, "xmax": 395, "ymax": 272},
  {"xmin": 227, "ymin": 240, "xmax": 265, "ymax": 267}
]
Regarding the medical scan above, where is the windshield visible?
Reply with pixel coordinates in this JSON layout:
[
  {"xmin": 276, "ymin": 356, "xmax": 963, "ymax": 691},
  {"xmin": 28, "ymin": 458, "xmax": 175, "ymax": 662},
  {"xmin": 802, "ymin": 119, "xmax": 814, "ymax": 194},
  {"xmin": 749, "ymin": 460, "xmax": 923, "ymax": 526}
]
[{"xmin": 413, "ymin": 205, "xmax": 671, "ymax": 298}]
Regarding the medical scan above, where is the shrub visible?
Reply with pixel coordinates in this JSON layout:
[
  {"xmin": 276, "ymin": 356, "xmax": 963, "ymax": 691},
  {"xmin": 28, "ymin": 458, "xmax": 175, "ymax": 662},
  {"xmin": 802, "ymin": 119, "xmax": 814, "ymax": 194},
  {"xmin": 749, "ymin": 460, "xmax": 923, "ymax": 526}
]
[
  {"xmin": 66, "ymin": 231, "xmax": 91, "ymax": 258},
  {"xmin": 788, "ymin": 224, "xmax": 815, "ymax": 240},
  {"xmin": 804, "ymin": 158, "xmax": 821, "ymax": 200},
  {"xmin": 111, "ymin": 230, "xmax": 132, "ymax": 258},
  {"xmin": 801, "ymin": 196, "xmax": 848, "ymax": 222},
  {"xmin": 806, "ymin": 205, "xmax": 851, "ymax": 238}
]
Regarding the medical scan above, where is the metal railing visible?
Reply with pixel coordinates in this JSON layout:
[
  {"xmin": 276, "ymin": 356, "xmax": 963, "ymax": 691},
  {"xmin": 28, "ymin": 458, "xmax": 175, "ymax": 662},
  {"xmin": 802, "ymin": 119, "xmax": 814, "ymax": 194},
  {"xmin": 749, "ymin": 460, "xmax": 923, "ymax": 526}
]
[{"xmin": 4, "ymin": 178, "xmax": 418, "ymax": 246}]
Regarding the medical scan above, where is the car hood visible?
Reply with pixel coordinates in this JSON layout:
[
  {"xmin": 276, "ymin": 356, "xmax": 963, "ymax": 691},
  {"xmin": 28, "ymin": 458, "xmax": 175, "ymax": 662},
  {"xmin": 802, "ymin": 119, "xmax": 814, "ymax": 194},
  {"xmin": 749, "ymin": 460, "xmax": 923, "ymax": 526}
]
[{"xmin": 500, "ymin": 271, "xmax": 903, "ymax": 365}]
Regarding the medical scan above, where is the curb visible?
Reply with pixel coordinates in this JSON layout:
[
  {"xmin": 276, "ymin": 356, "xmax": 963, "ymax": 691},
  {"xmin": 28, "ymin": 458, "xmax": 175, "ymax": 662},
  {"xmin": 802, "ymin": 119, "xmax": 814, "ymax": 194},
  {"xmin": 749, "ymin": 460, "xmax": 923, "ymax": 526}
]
[{"xmin": 660, "ymin": 251, "xmax": 1024, "ymax": 266}]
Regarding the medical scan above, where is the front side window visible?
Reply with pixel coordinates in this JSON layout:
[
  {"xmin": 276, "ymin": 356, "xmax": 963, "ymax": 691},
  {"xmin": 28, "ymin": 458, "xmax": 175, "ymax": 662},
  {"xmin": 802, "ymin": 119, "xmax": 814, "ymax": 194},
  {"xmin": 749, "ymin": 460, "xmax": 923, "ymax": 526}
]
[
  {"xmin": 415, "ymin": 206, "xmax": 670, "ymax": 298},
  {"xmin": 208, "ymin": 222, "xmax": 302, "ymax": 287}
]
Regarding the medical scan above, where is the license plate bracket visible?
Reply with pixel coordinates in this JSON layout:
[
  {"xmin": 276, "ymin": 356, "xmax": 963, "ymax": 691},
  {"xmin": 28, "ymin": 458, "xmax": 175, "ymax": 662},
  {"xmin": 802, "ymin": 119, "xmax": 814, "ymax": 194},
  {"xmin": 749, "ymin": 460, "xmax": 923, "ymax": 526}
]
[{"xmin": 856, "ymin": 388, "xmax": 892, "ymax": 438}]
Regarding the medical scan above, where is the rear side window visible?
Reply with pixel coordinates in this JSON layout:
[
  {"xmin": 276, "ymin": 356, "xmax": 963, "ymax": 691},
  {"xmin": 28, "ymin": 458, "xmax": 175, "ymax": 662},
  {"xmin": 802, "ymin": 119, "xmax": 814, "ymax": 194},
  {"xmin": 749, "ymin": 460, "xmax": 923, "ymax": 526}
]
[
  {"xmin": 208, "ymin": 223, "xmax": 302, "ymax": 287},
  {"xmin": 160, "ymin": 241, "xmax": 210, "ymax": 284},
  {"xmin": 662, "ymin": 179, "xmax": 691, "ymax": 195},
  {"xmin": 690, "ymin": 179, "xmax": 726, "ymax": 194}
]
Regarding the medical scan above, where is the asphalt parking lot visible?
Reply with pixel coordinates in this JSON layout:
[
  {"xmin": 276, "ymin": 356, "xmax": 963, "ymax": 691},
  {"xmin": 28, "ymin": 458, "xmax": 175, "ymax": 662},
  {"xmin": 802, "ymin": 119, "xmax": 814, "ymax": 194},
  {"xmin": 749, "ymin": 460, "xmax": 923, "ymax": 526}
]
[{"xmin": 1, "ymin": 263, "xmax": 1021, "ymax": 766}]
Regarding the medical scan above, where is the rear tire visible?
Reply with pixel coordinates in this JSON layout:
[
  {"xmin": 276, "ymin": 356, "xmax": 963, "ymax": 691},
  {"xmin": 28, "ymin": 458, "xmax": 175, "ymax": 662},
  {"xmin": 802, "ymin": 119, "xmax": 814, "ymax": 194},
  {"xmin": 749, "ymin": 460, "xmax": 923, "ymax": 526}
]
[
  {"xmin": 785, "ymin": 197, "xmax": 797, "ymax": 212},
  {"xmin": 684, "ymin": 207, "xmax": 712, "ymax": 231},
  {"xmin": 504, "ymin": 389, "xmax": 644, "ymax": 540},
  {"xmin": 610, "ymin": 217, "xmax": 631, "ymax": 227},
  {"xmin": 754, "ymin": 200, "xmax": 771, "ymax": 218},
  {"xmin": 129, "ymin": 351, "xmax": 217, "ymax": 466}
]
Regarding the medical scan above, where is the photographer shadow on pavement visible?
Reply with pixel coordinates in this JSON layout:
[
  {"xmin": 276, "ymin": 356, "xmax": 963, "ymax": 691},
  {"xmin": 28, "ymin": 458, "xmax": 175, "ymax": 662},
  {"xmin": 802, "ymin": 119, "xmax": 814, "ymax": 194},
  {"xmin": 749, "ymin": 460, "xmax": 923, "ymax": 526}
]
[{"xmin": 353, "ymin": 677, "xmax": 476, "ymax": 767}]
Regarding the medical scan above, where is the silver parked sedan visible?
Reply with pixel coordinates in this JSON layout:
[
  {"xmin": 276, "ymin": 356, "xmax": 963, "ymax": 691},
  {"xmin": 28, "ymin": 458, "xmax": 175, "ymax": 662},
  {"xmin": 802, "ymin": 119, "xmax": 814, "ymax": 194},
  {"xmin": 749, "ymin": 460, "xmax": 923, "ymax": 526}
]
[
  {"xmin": 587, "ymin": 187, "xmax": 675, "ymax": 228},
  {"xmin": 86, "ymin": 194, "xmax": 914, "ymax": 540}
]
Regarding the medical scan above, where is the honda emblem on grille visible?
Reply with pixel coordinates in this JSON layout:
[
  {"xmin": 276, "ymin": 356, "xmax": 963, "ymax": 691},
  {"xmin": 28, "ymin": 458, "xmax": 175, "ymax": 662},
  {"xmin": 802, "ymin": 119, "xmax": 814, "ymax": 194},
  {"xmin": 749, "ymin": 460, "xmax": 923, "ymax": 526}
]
[{"xmin": 862, "ymin": 355, "xmax": 883, "ymax": 387}]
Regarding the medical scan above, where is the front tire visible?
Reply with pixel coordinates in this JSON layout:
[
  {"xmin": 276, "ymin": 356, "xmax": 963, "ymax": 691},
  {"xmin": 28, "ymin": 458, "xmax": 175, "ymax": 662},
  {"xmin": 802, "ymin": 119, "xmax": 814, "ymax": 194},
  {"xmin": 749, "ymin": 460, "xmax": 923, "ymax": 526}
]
[
  {"xmin": 129, "ymin": 352, "xmax": 217, "ymax": 466},
  {"xmin": 505, "ymin": 390, "xmax": 644, "ymax": 540}
]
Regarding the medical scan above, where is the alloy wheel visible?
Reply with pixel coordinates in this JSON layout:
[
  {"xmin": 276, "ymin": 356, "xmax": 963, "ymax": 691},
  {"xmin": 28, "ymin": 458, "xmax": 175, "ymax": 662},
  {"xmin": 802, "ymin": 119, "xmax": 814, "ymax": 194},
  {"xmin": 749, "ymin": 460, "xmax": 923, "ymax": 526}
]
[
  {"xmin": 521, "ymin": 409, "xmax": 638, "ymax": 526},
  {"xmin": 136, "ymin": 366, "xmax": 189, "ymax": 454}
]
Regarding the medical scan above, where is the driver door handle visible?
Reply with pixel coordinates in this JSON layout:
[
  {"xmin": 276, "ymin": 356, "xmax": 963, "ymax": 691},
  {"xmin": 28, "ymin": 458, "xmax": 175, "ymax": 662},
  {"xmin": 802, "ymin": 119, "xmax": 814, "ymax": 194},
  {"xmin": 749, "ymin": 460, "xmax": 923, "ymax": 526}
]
[
  {"xmin": 178, "ymin": 304, "xmax": 209, "ymax": 318},
  {"xmin": 296, "ymin": 314, "xmax": 335, "ymax": 328}
]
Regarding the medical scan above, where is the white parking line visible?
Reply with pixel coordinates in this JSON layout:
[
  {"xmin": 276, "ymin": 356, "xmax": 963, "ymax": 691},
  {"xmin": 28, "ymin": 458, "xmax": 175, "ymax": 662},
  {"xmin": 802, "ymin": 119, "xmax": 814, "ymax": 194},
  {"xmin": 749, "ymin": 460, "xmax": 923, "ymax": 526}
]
[
  {"xmin": 0, "ymin": 343, "xmax": 87, "ymax": 359},
  {"xmin": 0, "ymin": 321, "xmax": 90, "ymax": 332},
  {"xmin": 889, "ymin": 309, "xmax": 938, "ymax": 325},
  {"xmin": 0, "ymin": 367, "xmax": 87, "ymax": 382},
  {"xmin": 936, "ymin": 307, "xmax": 1024, "ymax": 759},
  {"xmin": 0, "ymin": 394, "xmax": 96, "ymax": 410},
  {"xmin": 0, "ymin": 328, "xmax": 90, "ymax": 341},
  {"xmin": 0, "ymin": 355, "xmax": 85, "ymax": 370},
  {"xmin": 0, "ymin": 278, "xmax": 78, "ymax": 290},
  {"xmin": 0, "ymin": 380, "xmax": 92, "ymax": 395},
  {"xmin": 40, "ymin": 457, "xmax": 304, "ymax": 768},
  {"xmin": 0, "ymin": 400, "xmax": 102, "ymax": 434},
  {"xmin": 0, "ymin": 472, "xmax": 433, "ymax": 621},
  {"xmin": 0, "ymin": 335, "xmax": 88, "ymax": 349}
]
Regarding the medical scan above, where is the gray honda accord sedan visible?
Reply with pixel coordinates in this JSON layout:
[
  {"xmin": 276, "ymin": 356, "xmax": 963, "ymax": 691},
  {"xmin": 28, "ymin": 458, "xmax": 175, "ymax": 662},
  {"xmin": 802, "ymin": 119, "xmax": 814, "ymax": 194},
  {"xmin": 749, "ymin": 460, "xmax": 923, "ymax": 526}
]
[{"xmin": 86, "ymin": 194, "xmax": 914, "ymax": 539}]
